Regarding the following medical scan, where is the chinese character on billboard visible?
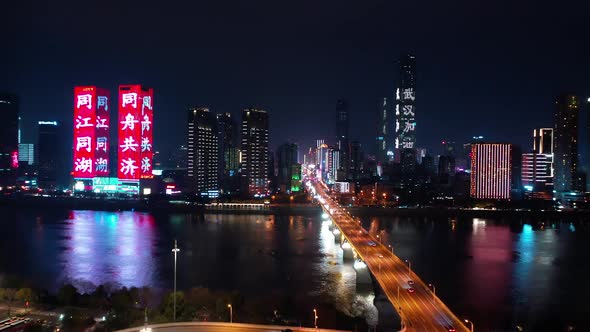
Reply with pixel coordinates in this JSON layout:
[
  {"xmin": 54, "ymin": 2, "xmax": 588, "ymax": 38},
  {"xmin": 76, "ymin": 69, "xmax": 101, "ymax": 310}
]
[
  {"xmin": 118, "ymin": 85, "xmax": 142, "ymax": 180},
  {"xmin": 73, "ymin": 86, "xmax": 97, "ymax": 178},
  {"xmin": 140, "ymin": 88, "xmax": 153, "ymax": 179},
  {"xmin": 95, "ymin": 89, "xmax": 110, "ymax": 176}
]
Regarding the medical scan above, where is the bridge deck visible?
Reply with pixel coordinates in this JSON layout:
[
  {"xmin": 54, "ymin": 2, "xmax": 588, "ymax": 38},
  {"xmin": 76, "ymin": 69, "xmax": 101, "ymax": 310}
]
[{"xmin": 312, "ymin": 181, "xmax": 469, "ymax": 332}]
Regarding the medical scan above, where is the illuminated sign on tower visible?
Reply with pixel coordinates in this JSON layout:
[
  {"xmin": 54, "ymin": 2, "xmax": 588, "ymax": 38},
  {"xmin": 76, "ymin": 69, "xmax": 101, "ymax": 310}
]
[
  {"xmin": 118, "ymin": 85, "xmax": 153, "ymax": 181},
  {"xmin": 395, "ymin": 54, "xmax": 416, "ymax": 152},
  {"xmin": 73, "ymin": 86, "xmax": 110, "ymax": 179}
]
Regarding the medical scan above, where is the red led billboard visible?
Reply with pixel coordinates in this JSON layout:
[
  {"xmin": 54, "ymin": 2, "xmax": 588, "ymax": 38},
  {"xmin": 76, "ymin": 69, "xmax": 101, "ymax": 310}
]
[
  {"xmin": 73, "ymin": 86, "xmax": 97, "ymax": 178},
  {"xmin": 140, "ymin": 88, "xmax": 154, "ymax": 179},
  {"xmin": 95, "ymin": 88, "xmax": 110, "ymax": 177},
  {"xmin": 118, "ymin": 85, "xmax": 142, "ymax": 180}
]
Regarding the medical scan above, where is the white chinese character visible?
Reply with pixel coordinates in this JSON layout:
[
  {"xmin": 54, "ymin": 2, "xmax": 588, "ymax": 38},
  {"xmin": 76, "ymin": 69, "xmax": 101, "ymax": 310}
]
[
  {"xmin": 97, "ymin": 96, "xmax": 108, "ymax": 111},
  {"xmin": 120, "ymin": 136, "xmax": 139, "ymax": 152},
  {"xmin": 141, "ymin": 157, "xmax": 151, "ymax": 173},
  {"xmin": 95, "ymin": 158, "xmax": 108, "ymax": 172},
  {"xmin": 75, "ymin": 116, "xmax": 94, "ymax": 129},
  {"xmin": 77, "ymin": 94, "xmax": 92, "ymax": 110},
  {"xmin": 120, "ymin": 158, "xmax": 138, "ymax": 176},
  {"xmin": 96, "ymin": 116, "xmax": 109, "ymax": 129},
  {"xmin": 141, "ymin": 114, "xmax": 151, "ymax": 134},
  {"xmin": 120, "ymin": 113, "xmax": 139, "ymax": 130},
  {"xmin": 142, "ymin": 96, "xmax": 152, "ymax": 113},
  {"xmin": 402, "ymin": 105, "xmax": 415, "ymax": 116},
  {"xmin": 395, "ymin": 120, "xmax": 400, "ymax": 132},
  {"xmin": 402, "ymin": 88, "xmax": 415, "ymax": 101},
  {"xmin": 396, "ymin": 88, "xmax": 400, "ymax": 101},
  {"xmin": 402, "ymin": 142, "xmax": 414, "ymax": 149},
  {"xmin": 395, "ymin": 104, "xmax": 399, "ymax": 116},
  {"xmin": 122, "ymin": 93, "xmax": 138, "ymax": 108},
  {"xmin": 74, "ymin": 157, "xmax": 92, "ymax": 173},
  {"xmin": 96, "ymin": 137, "xmax": 108, "ymax": 152},
  {"xmin": 141, "ymin": 137, "xmax": 152, "ymax": 152},
  {"xmin": 395, "ymin": 138, "xmax": 399, "ymax": 149},
  {"xmin": 403, "ymin": 122, "xmax": 416, "ymax": 133},
  {"xmin": 76, "ymin": 136, "xmax": 92, "ymax": 152}
]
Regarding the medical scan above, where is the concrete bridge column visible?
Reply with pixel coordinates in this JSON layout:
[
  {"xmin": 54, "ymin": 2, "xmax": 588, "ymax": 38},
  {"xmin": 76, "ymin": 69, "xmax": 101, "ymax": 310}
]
[
  {"xmin": 353, "ymin": 260, "xmax": 372, "ymax": 285},
  {"xmin": 332, "ymin": 228, "xmax": 341, "ymax": 243},
  {"xmin": 341, "ymin": 240, "xmax": 354, "ymax": 261}
]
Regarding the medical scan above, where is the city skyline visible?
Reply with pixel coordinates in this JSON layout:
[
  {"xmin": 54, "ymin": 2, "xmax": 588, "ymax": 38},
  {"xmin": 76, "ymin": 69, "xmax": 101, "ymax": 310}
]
[{"xmin": 3, "ymin": 1, "xmax": 590, "ymax": 157}]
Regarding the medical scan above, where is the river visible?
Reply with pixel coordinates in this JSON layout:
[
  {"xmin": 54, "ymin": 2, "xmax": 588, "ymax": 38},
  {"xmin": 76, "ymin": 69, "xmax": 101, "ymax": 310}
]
[{"xmin": 0, "ymin": 207, "xmax": 588, "ymax": 331}]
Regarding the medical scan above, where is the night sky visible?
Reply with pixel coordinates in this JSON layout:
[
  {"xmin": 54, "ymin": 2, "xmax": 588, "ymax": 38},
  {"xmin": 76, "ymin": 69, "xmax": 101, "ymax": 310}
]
[{"xmin": 2, "ymin": 1, "xmax": 590, "ymax": 158}]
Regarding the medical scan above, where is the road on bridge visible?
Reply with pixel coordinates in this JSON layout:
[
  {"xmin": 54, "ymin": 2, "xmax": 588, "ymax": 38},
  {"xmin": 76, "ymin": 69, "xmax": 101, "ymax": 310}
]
[
  {"xmin": 116, "ymin": 322, "xmax": 350, "ymax": 332},
  {"xmin": 309, "ymin": 180, "xmax": 470, "ymax": 332}
]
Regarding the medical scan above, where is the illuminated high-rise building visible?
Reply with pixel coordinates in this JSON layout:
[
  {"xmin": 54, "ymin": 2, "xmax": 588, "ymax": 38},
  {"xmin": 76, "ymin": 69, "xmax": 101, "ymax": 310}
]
[
  {"xmin": 0, "ymin": 93, "xmax": 19, "ymax": 187},
  {"xmin": 553, "ymin": 95, "xmax": 579, "ymax": 195},
  {"xmin": 349, "ymin": 141, "xmax": 363, "ymax": 181},
  {"xmin": 335, "ymin": 99, "xmax": 349, "ymax": 180},
  {"xmin": 522, "ymin": 128, "xmax": 554, "ymax": 195},
  {"xmin": 217, "ymin": 113, "xmax": 239, "ymax": 195},
  {"xmin": 38, "ymin": 121, "xmax": 62, "ymax": 188},
  {"xmin": 376, "ymin": 97, "xmax": 393, "ymax": 164},
  {"xmin": 187, "ymin": 108, "xmax": 219, "ymax": 196},
  {"xmin": 325, "ymin": 146, "xmax": 339, "ymax": 184},
  {"xmin": 276, "ymin": 142, "xmax": 298, "ymax": 193},
  {"xmin": 241, "ymin": 108, "xmax": 269, "ymax": 196},
  {"xmin": 470, "ymin": 143, "xmax": 512, "ymax": 199},
  {"xmin": 395, "ymin": 53, "xmax": 416, "ymax": 155},
  {"xmin": 18, "ymin": 143, "xmax": 34, "ymax": 166}
]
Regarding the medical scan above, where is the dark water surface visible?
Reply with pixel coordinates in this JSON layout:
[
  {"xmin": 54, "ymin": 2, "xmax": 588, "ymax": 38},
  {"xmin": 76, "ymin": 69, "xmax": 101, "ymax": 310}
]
[{"xmin": 1, "ymin": 208, "xmax": 589, "ymax": 331}]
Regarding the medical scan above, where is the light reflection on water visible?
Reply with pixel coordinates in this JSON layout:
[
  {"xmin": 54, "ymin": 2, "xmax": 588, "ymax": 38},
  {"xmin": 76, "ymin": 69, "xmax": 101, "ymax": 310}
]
[{"xmin": 61, "ymin": 211, "xmax": 157, "ymax": 291}]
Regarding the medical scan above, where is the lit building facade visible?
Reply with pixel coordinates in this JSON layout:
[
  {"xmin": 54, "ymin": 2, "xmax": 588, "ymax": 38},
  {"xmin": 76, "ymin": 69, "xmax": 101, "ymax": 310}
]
[
  {"xmin": 276, "ymin": 142, "xmax": 298, "ymax": 193},
  {"xmin": 325, "ymin": 147, "xmax": 339, "ymax": 184},
  {"xmin": 117, "ymin": 85, "xmax": 154, "ymax": 185},
  {"xmin": 240, "ymin": 108, "xmax": 269, "ymax": 196},
  {"xmin": 522, "ymin": 128, "xmax": 554, "ymax": 195},
  {"xmin": 73, "ymin": 86, "xmax": 110, "ymax": 180},
  {"xmin": 395, "ymin": 54, "xmax": 416, "ymax": 154},
  {"xmin": 470, "ymin": 143, "xmax": 512, "ymax": 199},
  {"xmin": 553, "ymin": 95, "xmax": 579, "ymax": 195},
  {"xmin": 335, "ymin": 99, "xmax": 350, "ymax": 180},
  {"xmin": 217, "ymin": 113, "xmax": 239, "ymax": 195},
  {"xmin": 18, "ymin": 143, "xmax": 34, "ymax": 166},
  {"xmin": 376, "ymin": 97, "xmax": 393, "ymax": 164},
  {"xmin": 0, "ymin": 93, "xmax": 19, "ymax": 187},
  {"xmin": 187, "ymin": 108, "xmax": 219, "ymax": 196}
]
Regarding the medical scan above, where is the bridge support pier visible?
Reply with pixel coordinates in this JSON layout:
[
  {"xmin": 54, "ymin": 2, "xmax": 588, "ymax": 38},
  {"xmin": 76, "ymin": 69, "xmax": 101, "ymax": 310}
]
[
  {"xmin": 332, "ymin": 229, "xmax": 341, "ymax": 243},
  {"xmin": 353, "ymin": 260, "xmax": 372, "ymax": 285},
  {"xmin": 374, "ymin": 293, "xmax": 402, "ymax": 332},
  {"xmin": 341, "ymin": 241, "xmax": 354, "ymax": 261}
]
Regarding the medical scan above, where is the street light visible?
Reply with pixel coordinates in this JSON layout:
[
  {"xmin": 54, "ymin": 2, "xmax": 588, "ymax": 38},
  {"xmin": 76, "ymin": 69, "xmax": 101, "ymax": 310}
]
[
  {"xmin": 388, "ymin": 244, "xmax": 394, "ymax": 254},
  {"xmin": 428, "ymin": 283, "xmax": 436, "ymax": 297},
  {"xmin": 313, "ymin": 308, "xmax": 318, "ymax": 328},
  {"xmin": 227, "ymin": 304, "xmax": 233, "ymax": 323},
  {"xmin": 172, "ymin": 240, "xmax": 180, "ymax": 321},
  {"xmin": 405, "ymin": 259, "xmax": 411, "ymax": 273},
  {"xmin": 464, "ymin": 319, "xmax": 474, "ymax": 332},
  {"xmin": 376, "ymin": 234, "xmax": 381, "ymax": 244}
]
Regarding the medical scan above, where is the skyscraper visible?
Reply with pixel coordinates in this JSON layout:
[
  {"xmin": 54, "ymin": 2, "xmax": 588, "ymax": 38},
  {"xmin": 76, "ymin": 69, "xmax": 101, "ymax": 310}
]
[
  {"xmin": 335, "ymin": 99, "xmax": 349, "ymax": 180},
  {"xmin": 187, "ymin": 108, "xmax": 219, "ymax": 196},
  {"xmin": 18, "ymin": 143, "xmax": 34, "ymax": 166},
  {"xmin": 217, "ymin": 113, "xmax": 240, "ymax": 195},
  {"xmin": 395, "ymin": 53, "xmax": 416, "ymax": 155},
  {"xmin": 241, "ymin": 108, "xmax": 269, "ymax": 196},
  {"xmin": 0, "ymin": 93, "xmax": 19, "ymax": 187},
  {"xmin": 376, "ymin": 97, "xmax": 393, "ymax": 164},
  {"xmin": 276, "ymin": 142, "xmax": 298, "ymax": 193},
  {"xmin": 349, "ymin": 141, "xmax": 363, "ymax": 181},
  {"xmin": 38, "ymin": 121, "xmax": 62, "ymax": 189},
  {"xmin": 522, "ymin": 128, "xmax": 554, "ymax": 195},
  {"xmin": 470, "ymin": 143, "xmax": 512, "ymax": 200},
  {"xmin": 553, "ymin": 95, "xmax": 579, "ymax": 195}
]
